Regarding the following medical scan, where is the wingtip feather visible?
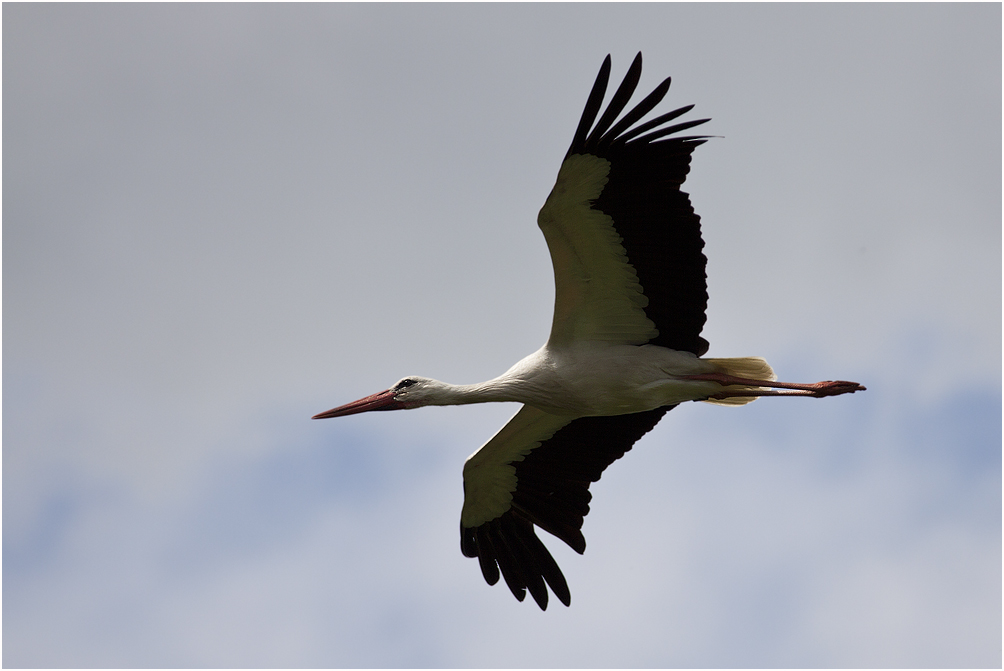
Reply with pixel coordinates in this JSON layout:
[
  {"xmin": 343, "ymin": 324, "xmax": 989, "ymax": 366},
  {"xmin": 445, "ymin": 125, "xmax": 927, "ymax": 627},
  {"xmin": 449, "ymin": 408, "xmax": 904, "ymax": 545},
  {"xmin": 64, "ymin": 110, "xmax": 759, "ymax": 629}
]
[{"xmin": 567, "ymin": 55, "xmax": 612, "ymax": 157}]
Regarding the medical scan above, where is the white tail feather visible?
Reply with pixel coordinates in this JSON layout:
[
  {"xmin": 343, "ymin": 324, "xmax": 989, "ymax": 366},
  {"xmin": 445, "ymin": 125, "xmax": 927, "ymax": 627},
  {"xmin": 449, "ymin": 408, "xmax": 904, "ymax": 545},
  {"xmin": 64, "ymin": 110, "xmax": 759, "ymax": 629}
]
[{"xmin": 700, "ymin": 357, "xmax": 776, "ymax": 406}]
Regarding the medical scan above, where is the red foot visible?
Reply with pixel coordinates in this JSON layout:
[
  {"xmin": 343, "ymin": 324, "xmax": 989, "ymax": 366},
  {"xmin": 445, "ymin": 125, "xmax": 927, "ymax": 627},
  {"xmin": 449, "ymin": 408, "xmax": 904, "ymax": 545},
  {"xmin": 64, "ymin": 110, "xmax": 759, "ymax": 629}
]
[{"xmin": 807, "ymin": 380, "xmax": 867, "ymax": 397}]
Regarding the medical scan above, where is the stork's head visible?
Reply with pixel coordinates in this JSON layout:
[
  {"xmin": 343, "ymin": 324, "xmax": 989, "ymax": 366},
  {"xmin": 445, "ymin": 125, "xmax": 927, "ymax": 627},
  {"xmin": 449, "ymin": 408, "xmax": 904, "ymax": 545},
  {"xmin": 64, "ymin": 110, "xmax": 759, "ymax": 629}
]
[{"xmin": 312, "ymin": 376, "xmax": 440, "ymax": 419}]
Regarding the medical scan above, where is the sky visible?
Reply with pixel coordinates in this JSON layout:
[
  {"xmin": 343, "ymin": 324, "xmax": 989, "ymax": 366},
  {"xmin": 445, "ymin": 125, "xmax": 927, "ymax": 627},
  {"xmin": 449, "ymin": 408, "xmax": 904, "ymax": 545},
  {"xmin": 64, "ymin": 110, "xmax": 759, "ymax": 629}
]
[{"xmin": 3, "ymin": 3, "xmax": 1001, "ymax": 668}]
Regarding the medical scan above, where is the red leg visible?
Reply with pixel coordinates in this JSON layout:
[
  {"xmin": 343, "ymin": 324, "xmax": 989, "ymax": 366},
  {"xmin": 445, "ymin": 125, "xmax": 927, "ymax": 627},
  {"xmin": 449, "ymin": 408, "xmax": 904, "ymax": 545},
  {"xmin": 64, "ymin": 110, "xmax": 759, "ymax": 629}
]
[{"xmin": 682, "ymin": 373, "xmax": 866, "ymax": 399}]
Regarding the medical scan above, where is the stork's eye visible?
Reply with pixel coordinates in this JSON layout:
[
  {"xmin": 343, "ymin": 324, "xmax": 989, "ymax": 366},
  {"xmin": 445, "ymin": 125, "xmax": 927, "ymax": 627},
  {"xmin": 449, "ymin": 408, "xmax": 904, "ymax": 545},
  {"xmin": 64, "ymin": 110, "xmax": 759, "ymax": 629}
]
[{"xmin": 395, "ymin": 379, "xmax": 418, "ymax": 391}]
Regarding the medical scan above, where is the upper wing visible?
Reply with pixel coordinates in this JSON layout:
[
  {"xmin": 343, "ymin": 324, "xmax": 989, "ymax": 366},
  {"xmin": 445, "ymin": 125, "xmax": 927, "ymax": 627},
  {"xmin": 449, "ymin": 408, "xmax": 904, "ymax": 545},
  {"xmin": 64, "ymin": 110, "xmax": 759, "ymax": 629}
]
[
  {"xmin": 460, "ymin": 403, "xmax": 673, "ymax": 609},
  {"xmin": 538, "ymin": 53, "xmax": 710, "ymax": 356}
]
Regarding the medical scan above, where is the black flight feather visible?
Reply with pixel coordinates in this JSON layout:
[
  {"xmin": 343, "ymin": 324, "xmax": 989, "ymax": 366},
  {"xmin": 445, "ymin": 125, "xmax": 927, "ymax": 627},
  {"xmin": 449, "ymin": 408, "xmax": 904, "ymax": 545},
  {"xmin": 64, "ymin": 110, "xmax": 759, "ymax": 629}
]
[{"xmin": 584, "ymin": 52, "xmax": 644, "ymax": 149}]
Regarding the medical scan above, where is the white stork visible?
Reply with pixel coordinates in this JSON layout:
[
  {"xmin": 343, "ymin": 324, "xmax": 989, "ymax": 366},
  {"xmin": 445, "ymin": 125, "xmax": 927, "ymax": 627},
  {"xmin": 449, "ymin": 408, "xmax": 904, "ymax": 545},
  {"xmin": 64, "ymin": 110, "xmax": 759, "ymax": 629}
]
[{"xmin": 313, "ymin": 53, "xmax": 865, "ymax": 610}]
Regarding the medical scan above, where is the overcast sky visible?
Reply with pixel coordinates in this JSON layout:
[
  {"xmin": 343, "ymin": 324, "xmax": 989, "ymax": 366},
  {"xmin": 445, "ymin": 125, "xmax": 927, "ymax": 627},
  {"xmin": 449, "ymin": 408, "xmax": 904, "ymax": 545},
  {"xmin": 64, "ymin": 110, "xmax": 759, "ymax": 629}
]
[{"xmin": 4, "ymin": 3, "xmax": 1001, "ymax": 667}]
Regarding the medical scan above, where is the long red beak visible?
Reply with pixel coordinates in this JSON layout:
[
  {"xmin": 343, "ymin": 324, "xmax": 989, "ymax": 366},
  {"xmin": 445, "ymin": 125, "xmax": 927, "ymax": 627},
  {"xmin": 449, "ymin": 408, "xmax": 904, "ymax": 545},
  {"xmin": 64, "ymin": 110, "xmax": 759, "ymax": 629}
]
[{"xmin": 312, "ymin": 389, "xmax": 406, "ymax": 419}]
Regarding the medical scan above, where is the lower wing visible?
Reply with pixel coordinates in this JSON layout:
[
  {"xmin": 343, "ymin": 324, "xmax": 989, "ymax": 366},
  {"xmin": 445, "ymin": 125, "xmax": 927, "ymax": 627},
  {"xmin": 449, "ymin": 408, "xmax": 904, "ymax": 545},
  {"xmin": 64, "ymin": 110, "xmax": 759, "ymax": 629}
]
[{"xmin": 460, "ymin": 403, "xmax": 673, "ymax": 609}]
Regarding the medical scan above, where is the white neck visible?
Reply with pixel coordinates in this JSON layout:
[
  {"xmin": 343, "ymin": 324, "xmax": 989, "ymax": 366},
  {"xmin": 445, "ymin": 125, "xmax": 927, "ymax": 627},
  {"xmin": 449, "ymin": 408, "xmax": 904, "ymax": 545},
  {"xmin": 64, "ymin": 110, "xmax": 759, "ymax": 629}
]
[
  {"xmin": 405, "ymin": 348, "xmax": 556, "ymax": 409},
  {"xmin": 424, "ymin": 377, "xmax": 528, "ymax": 406}
]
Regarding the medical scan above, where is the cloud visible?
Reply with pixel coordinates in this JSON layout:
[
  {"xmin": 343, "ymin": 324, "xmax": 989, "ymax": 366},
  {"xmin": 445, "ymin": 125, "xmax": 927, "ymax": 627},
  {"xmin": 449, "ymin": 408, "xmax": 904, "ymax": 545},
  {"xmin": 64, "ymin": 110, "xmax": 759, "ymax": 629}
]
[{"xmin": 4, "ymin": 3, "xmax": 1000, "ymax": 667}]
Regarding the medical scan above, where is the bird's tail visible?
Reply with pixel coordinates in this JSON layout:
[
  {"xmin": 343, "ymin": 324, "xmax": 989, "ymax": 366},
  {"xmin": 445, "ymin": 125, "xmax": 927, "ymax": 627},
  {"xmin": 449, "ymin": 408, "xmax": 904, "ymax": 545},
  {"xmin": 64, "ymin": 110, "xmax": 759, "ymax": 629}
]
[{"xmin": 699, "ymin": 357, "xmax": 776, "ymax": 406}]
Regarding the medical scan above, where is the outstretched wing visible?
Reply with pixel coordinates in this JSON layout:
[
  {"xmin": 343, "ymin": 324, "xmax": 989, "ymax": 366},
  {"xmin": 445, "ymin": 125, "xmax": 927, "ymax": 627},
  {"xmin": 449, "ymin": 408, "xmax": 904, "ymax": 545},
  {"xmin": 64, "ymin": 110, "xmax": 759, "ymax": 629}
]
[
  {"xmin": 460, "ymin": 404, "xmax": 672, "ymax": 609},
  {"xmin": 538, "ymin": 52, "xmax": 710, "ymax": 356}
]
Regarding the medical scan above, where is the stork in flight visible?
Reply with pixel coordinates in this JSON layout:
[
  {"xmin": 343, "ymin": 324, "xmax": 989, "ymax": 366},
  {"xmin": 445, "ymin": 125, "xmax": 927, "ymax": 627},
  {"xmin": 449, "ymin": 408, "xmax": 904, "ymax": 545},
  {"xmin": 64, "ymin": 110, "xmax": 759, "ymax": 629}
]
[{"xmin": 313, "ymin": 54, "xmax": 865, "ymax": 610}]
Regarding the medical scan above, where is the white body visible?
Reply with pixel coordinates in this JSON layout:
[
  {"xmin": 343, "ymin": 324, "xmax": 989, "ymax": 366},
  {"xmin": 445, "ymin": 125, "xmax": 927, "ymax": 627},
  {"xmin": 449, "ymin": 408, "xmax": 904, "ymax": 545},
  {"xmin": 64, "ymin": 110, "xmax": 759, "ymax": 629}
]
[{"xmin": 408, "ymin": 344, "xmax": 774, "ymax": 417}]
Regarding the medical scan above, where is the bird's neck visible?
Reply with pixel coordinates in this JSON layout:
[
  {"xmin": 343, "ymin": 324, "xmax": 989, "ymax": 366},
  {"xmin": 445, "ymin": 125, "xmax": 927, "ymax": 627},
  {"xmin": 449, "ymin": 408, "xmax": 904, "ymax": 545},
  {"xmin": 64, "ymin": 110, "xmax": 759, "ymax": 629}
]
[
  {"xmin": 434, "ymin": 378, "xmax": 526, "ymax": 406},
  {"xmin": 420, "ymin": 350, "xmax": 553, "ymax": 408}
]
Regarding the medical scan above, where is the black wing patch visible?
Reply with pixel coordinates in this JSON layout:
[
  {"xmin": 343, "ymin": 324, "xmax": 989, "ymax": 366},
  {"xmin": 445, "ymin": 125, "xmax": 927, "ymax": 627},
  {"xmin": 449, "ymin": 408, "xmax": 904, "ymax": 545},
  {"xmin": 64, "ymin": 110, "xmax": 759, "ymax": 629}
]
[
  {"xmin": 567, "ymin": 53, "xmax": 710, "ymax": 356},
  {"xmin": 461, "ymin": 406, "xmax": 673, "ymax": 609}
]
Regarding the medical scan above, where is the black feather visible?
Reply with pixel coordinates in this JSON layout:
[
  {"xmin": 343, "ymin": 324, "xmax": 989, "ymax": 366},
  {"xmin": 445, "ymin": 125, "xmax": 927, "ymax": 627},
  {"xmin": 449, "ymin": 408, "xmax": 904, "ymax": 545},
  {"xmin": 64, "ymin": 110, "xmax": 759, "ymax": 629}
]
[
  {"xmin": 583, "ymin": 52, "xmax": 643, "ymax": 148},
  {"xmin": 612, "ymin": 103, "xmax": 695, "ymax": 145},
  {"xmin": 567, "ymin": 55, "xmax": 611, "ymax": 159}
]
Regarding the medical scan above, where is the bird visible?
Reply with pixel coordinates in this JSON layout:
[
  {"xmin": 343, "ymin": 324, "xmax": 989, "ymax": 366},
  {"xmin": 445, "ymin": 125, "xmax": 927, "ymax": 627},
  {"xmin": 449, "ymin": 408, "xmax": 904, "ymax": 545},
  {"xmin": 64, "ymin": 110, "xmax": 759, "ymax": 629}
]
[{"xmin": 313, "ymin": 53, "xmax": 865, "ymax": 610}]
